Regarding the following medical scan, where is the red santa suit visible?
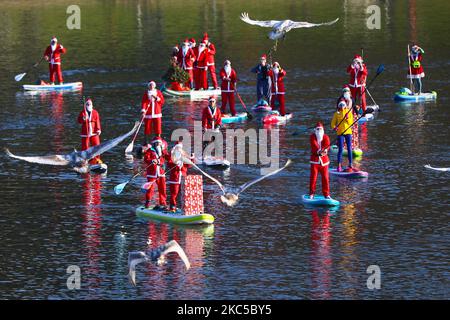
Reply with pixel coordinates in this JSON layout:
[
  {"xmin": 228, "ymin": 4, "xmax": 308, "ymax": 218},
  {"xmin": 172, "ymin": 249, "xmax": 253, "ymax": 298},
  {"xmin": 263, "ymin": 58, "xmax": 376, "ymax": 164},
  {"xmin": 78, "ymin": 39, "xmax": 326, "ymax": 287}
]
[
  {"xmin": 44, "ymin": 38, "xmax": 66, "ymax": 83},
  {"xmin": 220, "ymin": 64, "xmax": 237, "ymax": 116},
  {"xmin": 167, "ymin": 147, "xmax": 193, "ymax": 209},
  {"xmin": 177, "ymin": 41, "xmax": 196, "ymax": 88},
  {"xmin": 268, "ymin": 66, "xmax": 286, "ymax": 116},
  {"xmin": 77, "ymin": 101, "xmax": 101, "ymax": 164},
  {"xmin": 408, "ymin": 50, "xmax": 425, "ymax": 78},
  {"xmin": 141, "ymin": 86, "xmax": 164, "ymax": 135},
  {"xmin": 144, "ymin": 138, "xmax": 169, "ymax": 207},
  {"xmin": 309, "ymin": 124, "xmax": 330, "ymax": 197},
  {"xmin": 194, "ymin": 42, "xmax": 209, "ymax": 90},
  {"xmin": 203, "ymin": 33, "xmax": 218, "ymax": 88},
  {"xmin": 347, "ymin": 55, "xmax": 368, "ymax": 112},
  {"xmin": 202, "ymin": 104, "xmax": 222, "ymax": 130}
]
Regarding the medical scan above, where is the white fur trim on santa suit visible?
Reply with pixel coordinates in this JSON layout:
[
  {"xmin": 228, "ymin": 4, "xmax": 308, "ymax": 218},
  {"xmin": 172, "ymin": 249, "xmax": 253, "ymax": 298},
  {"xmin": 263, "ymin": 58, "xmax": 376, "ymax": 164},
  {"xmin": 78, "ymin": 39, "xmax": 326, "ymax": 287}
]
[{"xmin": 407, "ymin": 73, "xmax": 425, "ymax": 79}]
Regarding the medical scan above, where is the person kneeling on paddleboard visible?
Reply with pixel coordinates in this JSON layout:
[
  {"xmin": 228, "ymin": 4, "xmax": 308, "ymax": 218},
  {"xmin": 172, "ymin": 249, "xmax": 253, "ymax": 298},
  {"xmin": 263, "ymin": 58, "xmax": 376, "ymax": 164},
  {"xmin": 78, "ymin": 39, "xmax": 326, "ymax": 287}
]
[
  {"xmin": 408, "ymin": 44, "xmax": 425, "ymax": 94},
  {"xmin": 144, "ymin": 136, "xmax": 170, "ymax": 210},
  {"xmin": 167, "ymin": 141, "xmax": 194, "ymax": 212},
  {"xmin": 43, "ymin": 36, "xmax": 66, "ymax": 85},
  {"xmin": 331, "ymin": 101, "xmax": 354, "ymax": 172},
  {"xmin": 202, "ymin": 96, "xmax": 222, "ymax": 130},
  {"xmin": 78, "ymin": 98, "xmax": 103, "ymax": 165},
  {"xmin": 220, "ymin": 60, "xmax": 237, "ymax": 116},
  {"xmin": 309, "ymin": 122, "xmax": 331, "ymax": 200}
]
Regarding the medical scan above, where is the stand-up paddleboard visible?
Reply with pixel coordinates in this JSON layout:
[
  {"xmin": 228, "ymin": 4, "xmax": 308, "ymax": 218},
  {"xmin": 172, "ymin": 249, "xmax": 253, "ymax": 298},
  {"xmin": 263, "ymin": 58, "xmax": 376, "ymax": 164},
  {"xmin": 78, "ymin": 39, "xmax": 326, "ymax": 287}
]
[
  {"xmin": 301, "ymin": 194, "xmax": 340, "ymax": 207},
  {"xmin": 330, "ymin": 145, "xmax": 363, "ymax": 157},
  {"xmin": 196, "ymin": 156, "xmax": 230, "ymax": 169},
  {"xmin": 394, "ymin": 87, "xmax": 437, "ymax": 102},
  {"xmin": 358, "ymin": 113, "xmax": 374, "ymax": 124},
  {"xmin": 89, "ymin": 163, "xmax": 108, "ymax": 174},
  {"xmin": 23, "ymin": 82, "xmax": 83, "ymax": 91},
  {"xmin": 162, "ymin": 84, "xmax": 221, "ymax": 100},
  {"xmin": 252, "ymin": 103, "xmax": 272, "ymax": 112},
  {"xmin": 330, "ymin": 168, "xmax": 368, "ymax": 178},
  {"xmin": 262, "ymin": 111, "xmax": 293, "ymax": 124},
  {"xmin": 221, "ymin": 112, "xmax": 248, "ymax": 124},
  {"xmin": 136, "ymin": 206, "xmax": 214, "ymax": 225}
]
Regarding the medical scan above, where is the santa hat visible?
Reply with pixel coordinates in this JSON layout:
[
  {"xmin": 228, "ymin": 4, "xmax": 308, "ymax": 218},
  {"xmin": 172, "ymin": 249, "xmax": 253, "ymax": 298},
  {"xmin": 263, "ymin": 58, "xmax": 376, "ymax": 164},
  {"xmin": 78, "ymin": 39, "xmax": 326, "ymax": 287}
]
[
  {"xmin": 148, "ymin": 80, "xmax": 156, "ymax": 88},
  {"xmin": 315, "ymin": 122, "xmax": 324, "ymax": 129},
  {"xmin": 338, "ymin": 101, "xmax": 346, "ymax": 109},
  {"xmin": 353, "ymin": 54, "xmax": 363, "ymax": 62},
  {"xmin": 208, "ymin": 96, "xmax": 216, "ymax": 103},
  {"xmin": 224, "ymin": 59, "xmax": 231, "ymax": 66},
  {"xmin": 183, "ymin": 38, "xmax": 190, "ymax": 44},
  {"xmin": 342, "ymin": 85, "xmax": 351, "ymax": 92},
  {"xmin": 273, "ymin": 61, "xmax": 280, "ymax": 67},
  {"xmin": 189, "ymin": 38, "xmax": 196, "ymax": 44},
  {"xmin": 51, "ymin": 36, "xmax": 57, "ymax": 43},
  {"xmin": 84, "ymin": 98, "xmax": 93, "ymax": 108},
  {"xmin": 202, "ymin": 32, "xmax": 209, "ymax": 41},
  {"xmin": 199, "ymin": 40, "xmax": 207, "ymax": 46},
  {"xmin": 261, "ymin": 54, "xmax": 267, "ymax": 60}
]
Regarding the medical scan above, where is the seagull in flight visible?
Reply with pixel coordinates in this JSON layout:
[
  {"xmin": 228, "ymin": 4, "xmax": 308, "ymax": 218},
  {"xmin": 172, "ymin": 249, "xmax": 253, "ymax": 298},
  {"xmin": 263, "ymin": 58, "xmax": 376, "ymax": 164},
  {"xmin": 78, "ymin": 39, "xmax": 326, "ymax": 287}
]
[
  {"xmin": 6, "ymin": 122, "xmax": 139, "ymax": 173},
  {"xmin": 128, "ymin": 240, "xmax": 190, "ymax": 286},
  {"xmin": 240, "ymin": 12, "xmax": 339, "ymax": 40}
]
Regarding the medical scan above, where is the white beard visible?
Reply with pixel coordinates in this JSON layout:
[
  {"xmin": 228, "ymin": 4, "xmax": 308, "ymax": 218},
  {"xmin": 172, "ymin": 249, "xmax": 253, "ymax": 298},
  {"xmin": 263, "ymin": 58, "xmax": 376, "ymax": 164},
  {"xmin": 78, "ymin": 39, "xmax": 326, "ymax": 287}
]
[
  {"xmin": 51, "ymin": 44, "xmax": 57, "ymax": 52},
  {"xmin": 273, "ymin": 67, "xmax": 279, "ymax": 75},
  {"xmin": 224, "ymin": 65, "xmax": 231, "ymax": 76},
  {"xmin": 315, "ymin": 129, "xmax": 324, "ymax": 147},
  {"xmin": 182, "ymin": 46, "xmax": 188, "ymax": 56},
  {"xmin": 199, "ymin": 46, "xmax": 206, "ymax": 55},
  {"xmin": 148, "ymin": 89, "xmax": 157, "ymax": 97},
  {"xmin": 86, "ymin": 106, "xmax": 93, "ymax": 112}
]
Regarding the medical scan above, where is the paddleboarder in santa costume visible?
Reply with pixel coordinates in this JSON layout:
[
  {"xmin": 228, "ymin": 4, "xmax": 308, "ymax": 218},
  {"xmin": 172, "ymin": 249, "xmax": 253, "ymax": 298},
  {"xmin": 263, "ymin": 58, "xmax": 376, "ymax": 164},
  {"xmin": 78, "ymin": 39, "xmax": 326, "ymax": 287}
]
[
  {"xmin": 309, "ymin": 122, "xmax": 331, "ymax": 200},
  {"xmin": 331, "ymin": 101, "xmax": 354, "ymax": 172},
  {"xmin": 267, "ymin": 61, "xmax": 286, "ymax": 116},
  {"xmin": 141, "ymin": 81, "xmax": 164, "ymax": 145},
  {"xmin": 194, "ymin": 41, "xmax": 209, "ymax": 90},
  {"xmin": 347, "ymin": 55, "xmax": 367, "ymax": 112},
  {"xmin": 167, "ymin": 142, "xmax": 194, "ymax": 212},
  {"xmin": 408, "ymin": 44, "xmax": 425, "ymax": 94},
  {"xmin": 77, "ymin": 98, "xmax": 103, "ymax": 165},
  {"xmin": 144, "ymin": 136, "xmax": 169, "ymax": 210},
  {"xmin": 43, "ymin": 36, "xmax": 66, "ymax": 85},
  {"xmin": 203, "ymin": 33, "xmax": 219, "ymax": 89},
  {"xmin": 177, "ymin": 39, "xmax": 196, "ymax": 89},
  {"xmin": 220, "ymin": 60, "xmax": 237, "ymax": 116},
  {"xmin": 202, "ymin": 96, "xmax": 222, "ymax": 130}
]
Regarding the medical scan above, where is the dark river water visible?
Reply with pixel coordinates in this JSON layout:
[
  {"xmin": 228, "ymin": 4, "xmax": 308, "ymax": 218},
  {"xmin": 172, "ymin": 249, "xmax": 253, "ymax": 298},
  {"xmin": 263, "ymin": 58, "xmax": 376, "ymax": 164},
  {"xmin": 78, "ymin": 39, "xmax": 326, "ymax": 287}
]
[{"xmin": 0, "ymin": 0, "xmax": 449, "ymax": 299}]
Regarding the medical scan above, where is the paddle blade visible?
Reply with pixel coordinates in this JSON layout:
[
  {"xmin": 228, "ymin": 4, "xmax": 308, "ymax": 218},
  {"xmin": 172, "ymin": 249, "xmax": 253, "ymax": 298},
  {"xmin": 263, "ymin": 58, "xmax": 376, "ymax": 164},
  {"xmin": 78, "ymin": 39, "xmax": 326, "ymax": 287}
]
[
  {"xmin": 246, "ymin": 112, "xmax": 254, "ymax": 120},
  {"xmin": 114, "ymin": 182, "xmax": 128, "ymax": 195},
  {"xmin": 141, "ymin": 181, "xmax": 153, "ymax": 192},
  {"xmin": 14, "ymin": 73, "xmax": 26, "ymax": 82},
  {"xmin": 125, "ymin": 141, "xmax": 134, "ymax": 155},
  {"xmin": 376, "ymin": 64, "xmax": 385, "ymax": 75}
]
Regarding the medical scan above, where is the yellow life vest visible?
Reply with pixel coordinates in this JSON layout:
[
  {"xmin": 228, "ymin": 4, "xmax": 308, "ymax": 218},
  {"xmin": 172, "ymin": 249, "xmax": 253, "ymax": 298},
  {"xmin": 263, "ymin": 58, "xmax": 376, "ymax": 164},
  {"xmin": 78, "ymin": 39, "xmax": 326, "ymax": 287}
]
[{"xmin": 412, "ymin": 60, "xmax": 421, "ymax": 69}]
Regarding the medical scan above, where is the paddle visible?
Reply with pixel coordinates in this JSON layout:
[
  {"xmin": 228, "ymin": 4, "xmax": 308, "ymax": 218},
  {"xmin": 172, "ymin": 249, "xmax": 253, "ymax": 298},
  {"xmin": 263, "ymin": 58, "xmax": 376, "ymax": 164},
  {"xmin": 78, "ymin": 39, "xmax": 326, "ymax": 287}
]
[
  {"xmin": 235, "ymin": 91, "xmax": 253, "ymax": 120},
  {"xmin": 114, "ymin": 162, "xmax": 154, "ymax": 195},
  {"xmin": 140, "ymin": 164, "xmax": 178, "ymax": 190},
  {"xmin": 333, "ymin": 64, "xmax": 384, "ymax": 132},
  {"xmin": 14, "ymin": 56, "xmax": 44, "ymax": 82},
  {"xmin": 125, "ymin": 102, "xmax": 149, "ymax": 155},
  {"xmin": 407, "ymin": 45, "xmax": 414, "ymax": 93}
]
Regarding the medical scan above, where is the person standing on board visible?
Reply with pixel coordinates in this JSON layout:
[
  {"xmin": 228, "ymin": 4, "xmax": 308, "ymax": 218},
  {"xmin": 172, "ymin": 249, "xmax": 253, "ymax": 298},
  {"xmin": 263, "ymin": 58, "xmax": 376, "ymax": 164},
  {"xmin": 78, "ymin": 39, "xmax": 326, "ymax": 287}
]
[
  {"xmin": 202, "ymin": 96, "xmax": 222, "ymax": 130},
  {"xmin": 331, "ymin": 101, "xmax": 354, "ymax": 172},
  {"xmin": 337, "ymin": 86, "xmax": 359, "ymax": 151},
  {"xmin": 251, "ymin": 54, "xmax": 271, "ymax": 103},
  {"xmin": 219, "ymin": 60, "xmax": 237, "ymax": 116},
  {"xmin": 167, "ymin": 141, "xmax": 194, "ymax": 212},
  {"xmin": 203, "ymin": 33, "xmax": 219, "ymax": 89},
  {"xmin": 347, "ymin": 55, "xmax": 368, "ymax": 112},
  {"xmin": 194, "ymin": 41, "xmax": 209, "ymax": 90},
  {"xmin": 177, "ymin": 39, "xmax": 196, "ymax": 89},
  {"xmin": 144, "ymin": 136, "xmax": 169, "ymax": 210},
  {"xmin": 267, "ymin": 62, "xmax": 286, "ymax": 116},
  {"xmin": 309, "ymin": 122, "xmax": 331, "ymax": 200},
  {"xmin": 77, "ymin": 98, "xmax": 103, "ymax": 165},
  {"xmin": 408, "ymin": 44, "xmax": 425, "ymax": 94},
  {"xmin": 141, "ymin": 81, "xmax": 164, "ymax": 145},
  {"xmin": 43, "ymin": 36, "xmax": 66, "ymax": 85}
]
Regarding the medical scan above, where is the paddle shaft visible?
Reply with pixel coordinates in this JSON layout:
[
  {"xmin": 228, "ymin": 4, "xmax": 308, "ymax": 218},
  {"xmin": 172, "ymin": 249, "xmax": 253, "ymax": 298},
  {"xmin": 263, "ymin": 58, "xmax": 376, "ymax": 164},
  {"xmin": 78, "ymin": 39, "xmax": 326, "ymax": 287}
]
[
  {"xmin": 128, "ymin": 102, "xmax": 151, "ymax": 150},
  {"xmin": 407, "ymin": 45, "xmax": 414, "ymax": 93},
  {"xmin": 16, "ymin": 56, "xmax": 44, "ymax": 81},
  {"xmin": 235, "ymin": 91, "xmax": 253, "ymax": 119}
]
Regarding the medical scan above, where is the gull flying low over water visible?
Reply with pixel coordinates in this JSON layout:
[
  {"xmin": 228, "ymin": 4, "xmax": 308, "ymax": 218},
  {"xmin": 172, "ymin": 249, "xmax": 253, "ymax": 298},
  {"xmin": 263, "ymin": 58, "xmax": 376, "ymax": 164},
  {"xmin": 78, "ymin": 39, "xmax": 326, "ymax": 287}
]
[
  {"xmin": 424, "ymin": 164, "xmax": 449, "ymax": 172},
  {"xmin": 5, "ymin": 122, "xmax": 139, "ymax": 173},
  {"xmin": 240, "ymin": 12, "xmax": 339, "ymax": 40},
  {"xmin": 128, "ymin": 240, "xmax": 190, "ymax": 286}
]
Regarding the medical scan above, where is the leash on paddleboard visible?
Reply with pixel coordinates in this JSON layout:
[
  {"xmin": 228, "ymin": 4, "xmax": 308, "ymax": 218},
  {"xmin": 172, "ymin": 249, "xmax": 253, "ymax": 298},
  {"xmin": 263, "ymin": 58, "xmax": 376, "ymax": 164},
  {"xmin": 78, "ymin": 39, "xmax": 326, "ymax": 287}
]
[
  {"xmin": 14, "ymin": 56, "xmax": 44, "ymax": 82},
  {"xmin": 333, "ymin": 64, "xmax": 384, "ymax": 133},
  {"xmin": 235, "ymin": 91, "xmax": 254, "ymax": 120}
]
